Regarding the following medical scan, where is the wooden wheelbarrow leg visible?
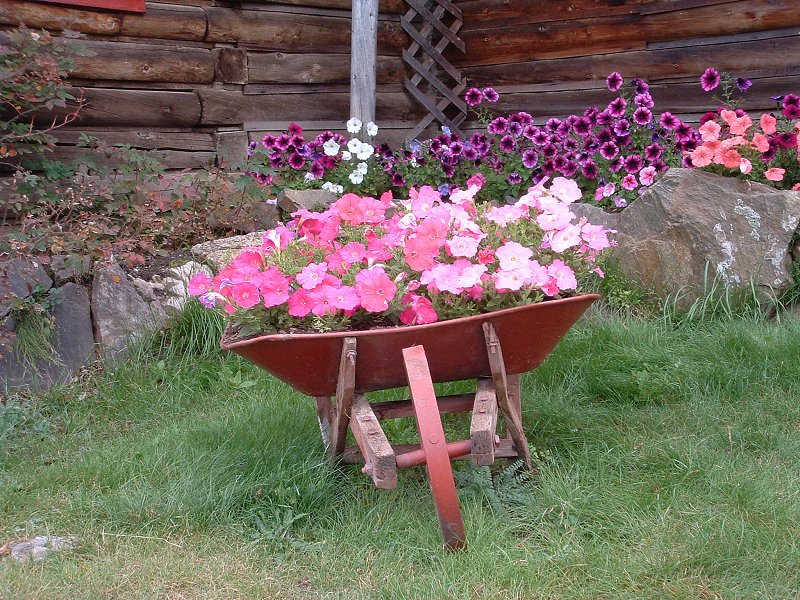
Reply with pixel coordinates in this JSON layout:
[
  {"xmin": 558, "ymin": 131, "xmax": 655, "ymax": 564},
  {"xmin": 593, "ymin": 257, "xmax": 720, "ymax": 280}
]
[
  {"xmin": 315, "ymin": 337, "xmax": 357, "ymax": 457},
  {"xmin": 402, "ymin": 345, "xmax": 466, "ymax": 550},
  {"xmin": 482, "ymin": 323, "xmax": 534, "ymax": 472}
]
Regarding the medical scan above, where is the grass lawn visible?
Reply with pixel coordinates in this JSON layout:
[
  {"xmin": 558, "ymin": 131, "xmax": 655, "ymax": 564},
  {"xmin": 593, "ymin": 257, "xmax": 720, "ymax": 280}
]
[{"xmin": 1, "ymin": 307, "xmax": 799, "ymax": 599}]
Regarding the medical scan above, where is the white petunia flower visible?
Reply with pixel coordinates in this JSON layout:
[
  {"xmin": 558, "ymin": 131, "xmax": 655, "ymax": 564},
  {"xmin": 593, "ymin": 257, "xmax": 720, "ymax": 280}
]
[
  {"xmin": 321, "ymin": 181, "xmax": 334, "ymax": 191},
  {"xmin": 304, "ymin": 172, "xmax": 317, "ymax": 182},
  {"xmin": 357, "ymin": 162, "xmax": 368, "ymax": 174},
  {"xmin": 347, "ymin": 138, "xmax": 362, "ymax": 154},
  {"xmin": 341, "ymin": 151, "xmax": 352, "ymax": 161},
  {"xmin": 346, "ymin": 117, "xmax": 362, "ymax": 134},
  {"xmin": 332, "ymin": 184, "xmax": 344, "ymax": 194},
  {"xmin": 349, "ymin": 170, "xmax": 364, "ymax": 184},
  {"xmin": 322, "ymin": 139, "xmax": 340, "ymax": 156},
  {"xmin": 366, "ymin": 121, "xmax": 378, "ymax": 136},
  {"xmin": 356, "ymin": 143, "xmax": 374, "ymax": 161}
]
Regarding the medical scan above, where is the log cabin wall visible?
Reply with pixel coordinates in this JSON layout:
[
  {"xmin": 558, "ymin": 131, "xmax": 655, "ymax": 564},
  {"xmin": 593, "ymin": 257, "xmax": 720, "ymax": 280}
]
[
  {"xmin": 0, "ymin": 0, "xmax": 421, "ymax": 171},
  {"xmin": 452, "ymin": 0, "xmax": 800, "ymax": 126},
  {"xmin": 2, "ymin": 0, "xmax": 799, "ymax": 171}
]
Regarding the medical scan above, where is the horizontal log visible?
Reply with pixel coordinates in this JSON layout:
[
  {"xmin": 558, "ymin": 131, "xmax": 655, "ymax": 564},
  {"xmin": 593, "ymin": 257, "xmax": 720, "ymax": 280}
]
[
  {"xmin": 198, "ymin": 88, "xmax": 423, "ymax": 125},
  {"xmin": 242, "ymin": 83, "xmax": 406, "ymax": 95},
  {"xmin": 0, "ymin": 0, "xmax": 121, "ymax": 34},
  {"xmin": 120, "ymin": 2, "xmax": 207, "ymax": 41},
  {"xmin": 458, "ymin": 0, "xmax": 639, "ymax": 28},
  {"xmin": 68, "ymin": 39, "xmax": 214, "ymax": 83},
  {"xmin": 638, "ymin": 0, "xmax": 739, "ymax": 14},
  {"xmin": 213, "ymin": 47, "xmax": 248, "ymax": 84},
  {"xmin": 464, "ymin": 33, "xmax": 800, "ymax": 87},
  {"xmin": 51, "ymin": 128, "xmax": 215, "ymax": 151},
  {"xmin": 455, "ymin": 0, "xmax": 800, "ymax": 67},
  {"xmin": 239, "ymin": 0, "xmax": 407, "ymax": 14},
  {"xmin": 47, "ymin": 145, "xmax": 215, "ymax": 170},
  {"xmin": 248, "ymin": 52, "xmax": 408, "ymax": 84},
  {"xmin": 41, "ymin": 87, "xmax": 202, "ymax": 128},
  {"xmin": 205, "ymin": 7, "xmax": 407, "ymax": 53}
]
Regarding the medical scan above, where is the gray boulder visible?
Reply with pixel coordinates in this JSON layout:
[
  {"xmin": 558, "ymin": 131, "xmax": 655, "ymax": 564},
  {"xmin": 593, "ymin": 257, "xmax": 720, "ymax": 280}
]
[
  {"xmin": 0, "ymin": 258, "xmax": 53, "ymax": 318},
  {"xmin": 92, "ymin": 262, "xmax": 167, "ymax": 362},
  {"xmin": 277, "ymin": 188, "xmax": 336, "ymax": 214},
  {"xmin": 611, "ymin": 169, "xmax": 800, "ymax": 303},
  {"xmin": 161, "ymin": 261, "xmax": 214, "ymax": 315}
]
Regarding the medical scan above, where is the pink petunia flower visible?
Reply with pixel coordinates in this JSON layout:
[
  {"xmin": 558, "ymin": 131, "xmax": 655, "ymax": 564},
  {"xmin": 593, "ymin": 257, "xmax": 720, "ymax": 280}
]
[
  {"xmin": 549, "ymin": 224, "xmax": 582, "ymax": 253},
  {"xmin": 399, "ymin": 294, "xmax": 438, "ymax": 325},
  {"xmin": 765, "ymin": 167, "xmax": 785, "ymax": 181},
  {"xmin": 698, "ymin": 120, "xmax": 721, "ymax": 142},
  {"xmin": 760, "ymin": 113, "xmax": 777, "ymax": 135},
  {"xmin": 404, "ymin": 235, "xmax": 439, "ymax": 271},
  {"xmin": 547, "ymin": 260, "xmax": 577, "ymax": 292},
  {"xmin": 721, "ymin": 148, "xmax": 742, "ymax": 169},
  {"xmin": 230, "ymin": 281, "xmax": 261, "ymax": 308},
  {"xmin": 689, "ymin": 145, "xmax": 715, "ymax": 168},
  {"xmin": 188, "ymin": 272, "xmax": 212, "ymax": 296},
  {"xmin": 355, "ymin": 267, "xmax": 397, "ymax": 312},
  {"xmin": 287, "ymin": 288, "xmax": 313, "ymax": 317},
  {"xmin": 495, "ymin": 241, "xmax": 533, "ymax": 271},
  {"xmin": 260, "ymin": 267, "xmax": 291, "ymax": 307},
  {"xmin": 296, "ymin": 262, "xmax": 328, "ymax": 289},
  {"xmin": 446, "ymin": 235, "xmax": 480, "ymax": 258},
  {"xmin": 548, "ymin": 177, "xmax": 582, "ymax": 203}
]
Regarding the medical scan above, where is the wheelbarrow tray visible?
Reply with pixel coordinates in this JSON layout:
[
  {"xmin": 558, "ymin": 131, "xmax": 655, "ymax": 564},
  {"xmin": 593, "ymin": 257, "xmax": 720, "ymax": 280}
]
[{"xmin": 221, "ymin": 294, "xmax": 599, "ymax": 397}]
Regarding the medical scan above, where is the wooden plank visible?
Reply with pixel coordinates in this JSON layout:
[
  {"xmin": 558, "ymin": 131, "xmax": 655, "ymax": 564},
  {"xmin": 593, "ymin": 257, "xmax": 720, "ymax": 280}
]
[
  {"xmin": 349, "ymin": 394, "xmax": 397, "ymax": 489},
  {"xmin": 198, "ymin": 88, "xmax": 423, "ymax": 125},
  {"xmin": 68, "ymin": 39, "xmax": 214, "ymax": 83},
  {"xmin": 470, "ymin": 378, "xmax": 497, "ymax": 466},
  {"xmin": 0, "ymin": 0, "xmax": 122, "ymax": 34},
  {"xmin": 206, "ymin": 7, "xmax": 408, "ymax": 53},
  {"xmin": 46, "ymin": 145, "xmax": 215, "ymax": 170},
  {"xmin": 213, "ymin": 47, "xmax": 248, "ymax": 85},
  {"xmin": 351, "ymin": 0, "xmax": 379, "ymax": 128},
  {"xmin": 240, "ymin": 0, "xmax": 407, "ymax": 14},
  {"xmin": 457, "ymin": 0, "xmax": 639, "ymax": 28},
  {"xmin": 42, "ymin": 88, "xmax": 201, "ymax": 128},
  {"xmin": 332, "ymin": 337, "xmax": 357, "ymax": 457},
  {"xmin": 315, "ymin": 396, "xmax": 334, "ymax": 452},
  {"xmin": 638, "ymin": 0, "xmax": 739, "ymax": 14},
  {"xmin": 120, "ymin": 2, "xmax": 207, "ymax": 41},
  {"xmin": 370, "ymin": 393, "xmax": 474, "ymax": 420},
  {"xmin": 482, "ymin": 323, "xmax": 533, "ymax": 472},
  {"xmin": 464, "ymin": 34, "xmax": 800, "ymax": 87},
  {"xmin": 248, "ymin": 52, "xmax": 408, "ymax": 85},
  {"xmin": 30, "ymin": 0, "xmax": 144, "ymax": 12},
  {"xmin": 342, "ymin": 437, "xmax": 519, "ymax": 464},
  {"xmin": 52, "ymin": 128, "xmax": 215, "ymax": 151},
  {"xmin": 242, "ymin": 83, "xmax": 407, "ymax": 95},
  {"xmin": 646, "ymin": 25, "xmax": 800, "ymax": 49}
]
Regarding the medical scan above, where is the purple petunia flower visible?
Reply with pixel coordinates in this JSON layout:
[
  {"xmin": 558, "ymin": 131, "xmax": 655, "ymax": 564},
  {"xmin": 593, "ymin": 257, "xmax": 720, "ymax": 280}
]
[
  {"xmin": 776, "ymin": 132, "xmax": 798, "ymax": 148},
  {"xmin": 608, "ymin": 156, "xmax": 624, "ymax": 173},
  {"xmin": 546, "ymin": 117, "xmax": 562, "ymax": 132},
  {"xmin": 556, "ymin": 121, "xmax": 572, "ymax": 137},
  {"xmin": 532, "ymin": 130, "xmax": 550, "ymax": 146},
  {"xmin": 391, "ymin": 172, "xmax": 405, "ymax": 186},
  {"xmin": 288, "ymin": 123, "xmax": 303, "ymax": 136},
  {"xmin": 784, "ymin": 104, "xmax": 800, "ymax": 119},
  {"xmin": 487, "ymin": 117, "xmax": 508, "ymax": 134},
  {"xmin": 700, "ymin": 67, "xmax": 720, "ymax": 92},
  {"xmin": 596, "ymin": 110, "xmax": 613, "ymax": 126},
  {"xmin": 561, "ymin": 160, "xmax": 579, "ymax": 177},
  {"xmin": 634, "ymin": 93, "xmax": 654, "ymax": 108},
  {"xmin": 613, "ymin": 119, "xmax": 631, "ymax": 137},
  {"xmin": 623, "ymin": 154, "xmax": 644, "ymax": 174},
  {"xmin": 573, "ymin": 117, "xmax": 592, "ymax": 137},
  {"xmin": 553, "ymin": 155, "xmax": 567, "ymax": 172},
  {"xmin": 499, "ymin": 135, "xmax": 516, "ymax": 152},
  {"xmin": 563, "ymin": 137, "xmax": 579, "ymax": 152},
  {"xmin": 261, "ymin": 134, "xmax": 277, "ymax": 149},
  {"xmin": 736, "ymin": 77, "xmax": 752, "ymax": 92},
  {"xmin": 429, "ymin": 138, "xmax": 443, "ymax": 153},
  {"xmin": 508, "ymin": 121, "xmax": 524, "ymax": 137},
  {"xmin": 541, "ymin": 159, "xmax": 556, "ymax": 175},
  {"xmin": 442, "ymin": 164, "xmax": 455, "ymax": 178},
  {"xmin": 606, "ymin": 71, "xmax": 623, "ymax": 92},
  {"xmin": 659, "ymin": 112, "xmax": 680, "ymax": 130},
  {"xmin": 482, "ymin": 87, "xmax": 499, "ymax": 102},
  {"xmin": 674, "ymin": 122, "xmax": 694, "ymax": 143},
  {"xmin": 438, "ymin": 183, "xmax": 451, "ymax": 196},
  {"xmin": 275, "ymin": 134, "xmax": 292, "ymax": 150},
  {"xmin": 308, "ymin": 161, "xmax": 324, "ymax": 178},
  {"xmin": 287, "ymin": 151, "xmax": 306, "ymax": 170},
  {"xmin": 462, "ymin": 146, "xmax": 478, "ymax": 161},
  {"xmin": 599, "ymin": 141, "xmax": 619, "ymax": 160},
  {"xmin": 541, "ymin": 142, "xmax": 558, "ymax": 158},
  {"xmin": 633, "ymin": 78, "xmax": 649, "ymax": 95},
  {"xmin": 465, "ymin": 87, "xmax": 483, "ymax": 107},
  {"xmin": 607, "ymin": 97, "xmax": 627, "ymax": 118},
  {"xmin": 268, "ymin": 154, "xmax": 285, "ymax": 169},
  {"xmin": 507, "ymin": 172, "xmax": 522, "ymax": 185},
  {"xmin": 517, "ymin": 111, "xmax": 534, "ymax": 125},
  {"xmin": 645, "ymin": 142, "xmax": 663, "ymax": 161},
  {"xmin": 523, "ymin": 124, "xmax": 539, "ymax": 140},
  {"xmin": 783, "ymin": 93, "xmax": 800, "ymax": 108},
  {"xmin": 597, "ymin": 127, "xmax": 614, "ymax": 144},
  {"xmin": 449, "ymin": 140, "xmax": 464, "ymax": 155},
  {"xmin": 633, "ymin": 107, "xmax": 653, "ymax": 125},
  {"xmin": 614, "ymin": 196, "xmax": 628, "ymax": 209},
  {"xmin": 522, "ymin": 148, "xmax": 539, "ymax": 169},
  {"xmin": 581, "ymin": 159, "xmax": 599, "ymax": 179}
]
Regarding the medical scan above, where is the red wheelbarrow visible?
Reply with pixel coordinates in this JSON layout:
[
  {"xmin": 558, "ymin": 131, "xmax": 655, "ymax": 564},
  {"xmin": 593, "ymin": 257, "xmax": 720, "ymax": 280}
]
[{"xmin": 222, "ymin": 294, "xmax": 599, "ymax": 549}]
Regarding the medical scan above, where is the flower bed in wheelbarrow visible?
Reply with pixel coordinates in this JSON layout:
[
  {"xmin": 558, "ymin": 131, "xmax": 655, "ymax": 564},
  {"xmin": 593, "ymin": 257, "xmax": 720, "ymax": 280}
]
[{"xmin": 190, "ymin": 175, "xmax": 611, "ymax": 548}]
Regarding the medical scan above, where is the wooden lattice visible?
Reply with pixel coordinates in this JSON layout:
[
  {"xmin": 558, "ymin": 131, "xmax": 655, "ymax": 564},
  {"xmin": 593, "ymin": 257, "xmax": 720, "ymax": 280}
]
[{"xmin": 401, "ymin": 0, "xmax": 467, "ymax": 140}]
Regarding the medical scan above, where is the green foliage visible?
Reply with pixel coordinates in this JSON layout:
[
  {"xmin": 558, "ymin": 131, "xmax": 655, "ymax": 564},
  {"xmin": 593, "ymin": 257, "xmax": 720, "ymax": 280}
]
[
  {"xmin": 0, "ymin": 26, "xmax": 91, "ymax": 167},
  {"xmin": 4, "ymin": 286, "xmax": 61, "ymax": 368}
]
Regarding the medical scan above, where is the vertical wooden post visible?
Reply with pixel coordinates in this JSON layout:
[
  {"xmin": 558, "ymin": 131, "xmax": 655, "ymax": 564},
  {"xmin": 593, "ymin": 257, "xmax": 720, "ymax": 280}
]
[{"xmin": 351, "ymin": 0, "xmax": 378, "ymax": 130}]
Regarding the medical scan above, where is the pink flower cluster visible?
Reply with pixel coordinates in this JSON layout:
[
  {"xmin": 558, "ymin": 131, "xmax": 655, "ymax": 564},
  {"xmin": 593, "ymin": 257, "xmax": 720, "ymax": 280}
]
[{"xmin": 189, "ymin": 177, "xmax": 613, "ymax": 333}]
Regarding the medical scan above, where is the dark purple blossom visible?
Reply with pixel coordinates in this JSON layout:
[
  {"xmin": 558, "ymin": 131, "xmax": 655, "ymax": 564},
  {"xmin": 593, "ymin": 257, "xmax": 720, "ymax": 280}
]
[
  {"xmin": 462, "ymin": 146, "xmax": 478, "ymax": 161},
  {"xmin": 261, "ymin": 134, "xmax": 277, "ymax": 149},
  {"xmin": 698, "ymin": 111, "xmax": 718, "ymax": 126},
  {"xmin": 465, "ymin": 87, "xmax": 483, "ymax": 107},
  {"xmin": 573, "ymin": 117, "xmax": 592, "ymax": 136},
  {"xmin": 776, "ymin": 132, "xmax": 798, "ymax": 149},
  {"xmin": 597, "ymin": 127, "xmax": 614, "ymax": 144},
  {"xmin": 581, "ymin": 159, "xmax": 599, "ymax": 179},
  {"xmin": 552, "ymin": 155, "xmax": 567, "ymax": 172},
  {"xmin": 659, "ymin": 111, "xmax": 680, "ymax": 130},
  {"xmin": 287, "ymin": 151, "xmax": 305, "ymax": 170},
  {"xmin": 617, "ymin": 134, "xmax": 632, "ymax": 148},
  {"xmin": 633, "ymin": 107, "xmax": 653, "ymax": 125},
  {"xmin": 645, "ymin": 143, "xmax": 663, "ymax": 161},
  {"xmin": 596, "ymin": 110, "xmax": 613, "ymax": 126},
  {"xmin": 623, "ymin": 154, "xmax": 643, "ymax": 174},
  {"xmin": 482, "ymin": 87, "xmax": 499, "ymax": 102},
  {"xmin": 487, "ymin": 117, "xmax": 508, "ymax": 134},
  {"xmin": 541, "ymin": 159, "xmax": 556, "ymax": 175},
  {"xmin": 700, "ymin": 67, "xmax": 720, "ymax": 92},
  {"xmin": 391, "ymin": 172, "xmax": 405, "ymax": 186},
  {"xmin": 442, "ymin": 164, "xmax": 455, "ymax": 178},
  {"xmin": 268, "ymin": 153, "xmax": 284, "ymax": 169},
  {"xmin": 783, "ymin": 93, "xmax": 800, "ymax": 108},
  {"xmin": 308, "ymin": 161, "xmax": 324, "ymax": 178},
  {"xmin": 275, "ymin": 134, "xmax": 292, "ymax": 150},
  {"xmin": 449, "ymin": 141, "xmax": 464, "ymax": 155},
  {"xmin": 633, "ymin": 78, "xmax": 649, "ymax": 94},
  {"xmin": 561, "ymin": 160, "xmax": 579, "ymax": 177},
  {"xmin": 522, "ymin": 148, "xmax": 539, "ymax": 169},
  {"xmin": 599, "ymin": 141, "xmax": 619, "ymax": 160},
  {"xmin": 523, "ymin": 124, "xmax": 539, "ymax": 140},
  {"xmin": 634, "ymin": 93, "xmax": 654, "ymax": 108},
  {"xmin": 556, "ymin": 121, "xmax": 572, "ymax": 137},
  {"xmin": 507, "ymin": 172, "xmax": 522, "ymax": 185},
  {"xmin": 532, "ymin": 130, "xmax": 549, "ymax": 146},
  {"xmin": 736, "ymin": 77, "xmax": 752, "ymax": 92},
  {"xmin": 784, "ymin": 104, "xmax": 800, "ymax": 119},
  {"xmin": 607, "ymin": 97, "xmax": 627, "ymax": 118},
  {"xmin": 674, "ymin": 121, "xmax": 694, "ymax": 143},
  {"xmin": 608, "ymin": 156, "xmax": 624, "ymax": 173},
  {"xmin": 508, "ymin": 121, "xmax": 524, "ymax": 137},
  {"xmin": 541, "ymin": 142, "xmax": 558, "ymax": 158},
  {"xmin": 606, "ymin": 71, "xmax": 623, "ymax": 92},
  {"xmin": 546, "ymin": 118, "xmax": 562, "ymax": 132},
  {"xmin": 429, "ymin": 138, "xmax": 443, "ymax": 153},
  {"xmin": 288, "ymin": 123, "xmax": 303, "ymax": 136},
  {"xmin": 563, "ymin": 138, "xmax": 578, "ymax": 152},
  {"xmin": 499, "ymin": 135, "xmax": 516, "ymax": 152},
  {"xmin": 613, "ymin": 119, "xmax": 631, "ymax": 137}
]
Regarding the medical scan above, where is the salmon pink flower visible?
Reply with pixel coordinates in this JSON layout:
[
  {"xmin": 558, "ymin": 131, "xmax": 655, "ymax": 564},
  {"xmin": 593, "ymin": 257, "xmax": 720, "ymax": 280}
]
[
  {"xmin": 699, "ymin": 120, "xmax": 721, "ymax": 142},
  {"xmin": 765, "ymin": 167, "xmax": 785, "ymax": 182},
  {"xmin": 721, "ymin": 148, "xmax": 742, "ymax": 169},
  {"xmin": 355, "ymin": 267, "xmax": 397, "ymax": 312},
  {"xmin": 760, "ymin": 113, "xmax": 778, "ymax": 135},
  {"xmin": 689, "ymin": 145, "xmax": 715, "ymax": 168}
]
